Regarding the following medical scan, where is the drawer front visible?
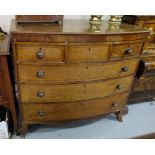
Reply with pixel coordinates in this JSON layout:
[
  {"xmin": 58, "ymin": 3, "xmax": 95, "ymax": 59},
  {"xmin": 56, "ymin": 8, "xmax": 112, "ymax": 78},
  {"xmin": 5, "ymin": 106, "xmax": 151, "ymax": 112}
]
[
  {"xmin": 142, "ymin": 56, "xmax": 155, "ymax": 62},
  {"xmin": 16, "ymin": 44, "xmax": 65, "ymax": 62},
  {"xmin": 22, "ymin": 93, "xmax": 128, "ymax": 122},
  {"xmin": 142, "ymin": 48, "xmax": 155, "ymax": 56},
  {"xmin": 20, "ymin": 76, "xmax": 133, "ymax": 102},
  {"xmin": 134, "ymin": 76, "xmax": 155, "ymax": 92},
  {"xmin": 143, "ymin": 23, "xmax": 155, "ymax": 43},
  {"xmin": 68, "ymin": 45, "xmax": 109, "ymax": 62},
  {"xmin": 145, "ymin": 61, "xmax": 155, "ymax": 70},
  {"xmin": 18, "ymin": 59, "xmax": 138, "ymax": 82},
  {"xmin": 142, "ymin": 57, "xmax": 155, "ymax": 70},
  {"xmin": 111, "ymin": 42, "xmax": 143, "ymax": 59}
]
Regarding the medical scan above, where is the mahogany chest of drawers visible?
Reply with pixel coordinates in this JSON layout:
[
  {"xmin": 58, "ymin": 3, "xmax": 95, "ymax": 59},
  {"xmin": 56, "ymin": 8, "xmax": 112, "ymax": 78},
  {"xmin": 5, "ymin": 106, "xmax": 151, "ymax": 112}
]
[
  {"xmin": 0, "ymin": 34, "xmax": 17, "ymax": 133},
  {"xmin": 10, "ymin": 19, "xmax": 149, "ymax": 135},
  {"xmin": 123, "ymin": 16, "xmax": 155, "ymax": 103}
]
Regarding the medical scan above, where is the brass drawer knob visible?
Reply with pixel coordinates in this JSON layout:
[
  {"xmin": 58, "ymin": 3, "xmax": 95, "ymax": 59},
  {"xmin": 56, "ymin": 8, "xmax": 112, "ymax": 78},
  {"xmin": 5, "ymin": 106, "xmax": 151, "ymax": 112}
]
[
  {"xmin": 36, "ymin": 51, "xmax": 44, "ymax": 59},
  {"xmin": 37, "ymin": 110, "xmax": 45, "ymax": 117},
  {"xmin": 125, "ymin": 47, "xmax": 132, "ymax": 55},
  {"xmin": 37, "ymin": 91, "xmax": 44, "ymax": 97},
  {"xmin": 116, "ymin": 84, "xmax": 122, "ymax": 89},
  {"xmin": 36, "ymin": 71, "xmax": 45, "ymax": 78},
  {"xmin": 121, "ymin": 67, "xmax": 128, "ymax": 72}
]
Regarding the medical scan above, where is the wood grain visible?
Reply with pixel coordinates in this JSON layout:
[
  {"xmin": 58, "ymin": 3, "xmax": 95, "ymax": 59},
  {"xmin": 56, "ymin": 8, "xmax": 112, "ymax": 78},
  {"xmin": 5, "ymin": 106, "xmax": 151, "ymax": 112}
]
[
  {"xmin": 20, "ymin": 76, "xmax": 133, "ymax": 102},
  {"xmin": 22, "ymin": 92, "xmax": 128, "ymax": 122},
  {"xmin": 111, "ymin": 42, "xmax": 143, "ymax": 59},
  {"xmin": 18, "ymin": 59, "xmax": 138, "ymax": 83},
  {"xmin": 68, "ymin": 45, "xmax": 109, "ymax": 62},
  {"xmin": 16, "ymin": 44, "xmax": 65, "ymax": 62}
]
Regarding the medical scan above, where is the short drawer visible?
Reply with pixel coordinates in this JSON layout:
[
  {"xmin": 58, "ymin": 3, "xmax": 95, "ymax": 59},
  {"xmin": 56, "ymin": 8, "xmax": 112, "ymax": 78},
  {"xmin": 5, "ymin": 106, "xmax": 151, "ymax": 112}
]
[
  {"xmin": 16, "ymin": 44, "xmax": 65, "ymax": 62},
  {"xmin": 142, "ymin": 47, "xmax": 155, "ymax": 56},
  {"xmin": 142, "ymin": 57, "xmax": 155, "ymax": 70},
  {"xmin": 143, "ymin": 23, "xmax": 155, "ymax": 42},
  {"xmin": 111, "ymin": 42, "xmax": 143, "ymax": 59},
  {"xmin": 18, "ymin": 59, "xmax": 138, "ymax": 82},
  {"xmin": 68, "ymin": 45, "xmax": 109, "ymax": 62},
  {"xmin": 144, "ymin": 61, "xmax": 155, "ymax": 70},
  {"xmin": 20, "ymin": 76, "xmax": 133, "ymax": 102},
  {"xmin": 22, "ymin": 93, "xmax": 128, "ymax": 122},
  {"xmin": 134, "ymin": 76, "xmax": 155, "ymax": 92}
]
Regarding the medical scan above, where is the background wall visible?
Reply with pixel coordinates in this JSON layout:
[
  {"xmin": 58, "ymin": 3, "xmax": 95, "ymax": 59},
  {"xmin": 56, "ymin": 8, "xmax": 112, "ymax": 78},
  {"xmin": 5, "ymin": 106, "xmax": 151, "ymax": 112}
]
[{"xmin": 0, "ymin": 15, "xmax": 110, "ymax": 32}]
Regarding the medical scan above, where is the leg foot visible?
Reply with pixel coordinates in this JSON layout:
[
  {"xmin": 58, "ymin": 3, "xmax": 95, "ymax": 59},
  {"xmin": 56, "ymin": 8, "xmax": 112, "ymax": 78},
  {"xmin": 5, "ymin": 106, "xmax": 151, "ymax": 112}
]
[
  {"xmin": 20, "ymin": 124, "xmax": 28, "ymax": 138},
  {"xmin": 115, "ymin": 111, "xmax": 123, "ymax": 122}
]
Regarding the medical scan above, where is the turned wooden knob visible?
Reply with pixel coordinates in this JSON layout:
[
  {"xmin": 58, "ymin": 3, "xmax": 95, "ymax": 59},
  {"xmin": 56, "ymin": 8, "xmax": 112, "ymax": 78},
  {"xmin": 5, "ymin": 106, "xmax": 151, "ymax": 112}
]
[
  {"xmin": 125, "ymin": 47, "xmax": 132, "ymax": 55},
  {"xmin": 112, "ymin": 103, "xmax": 118, "ymax": 107},
  {"xmin": 116, "ymin": 84, "xmax": 122, "ymax": 89},
  {"xmin": 37, "ymin": 91, "xmax": 44, "ymax": 97},
  {"xmin": 121, "ymin": 67, "xmax": 128, "ymax": 72},
  {"xmin": 37, "ymin": 110, "xmax": 45, "ymax": 117},
  {"xmin": 36, "ymin": 71, "xmax": 45, "ymax": 78},
  {"xmin": 36, "ymin": 51, "xmax": 44, "ymax": 59}
]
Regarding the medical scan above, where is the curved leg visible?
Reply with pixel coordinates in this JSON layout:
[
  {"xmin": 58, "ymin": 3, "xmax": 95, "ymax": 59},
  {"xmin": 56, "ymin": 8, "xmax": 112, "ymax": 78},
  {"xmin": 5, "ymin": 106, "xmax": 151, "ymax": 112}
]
[
  {"xmin": 115, "ymin": 110, "xmax": 123, "ymax": 122},
  {"xmin": 20, "ymin": 123, "xmax": 28, "ymax": 138}
]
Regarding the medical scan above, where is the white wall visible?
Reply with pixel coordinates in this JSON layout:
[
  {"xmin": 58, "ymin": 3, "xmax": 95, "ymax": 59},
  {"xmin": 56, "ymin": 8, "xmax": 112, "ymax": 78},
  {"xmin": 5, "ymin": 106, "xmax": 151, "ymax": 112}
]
[{"xmin": 0, "ymin": 15, "xmax": 110, "ymax": 32}]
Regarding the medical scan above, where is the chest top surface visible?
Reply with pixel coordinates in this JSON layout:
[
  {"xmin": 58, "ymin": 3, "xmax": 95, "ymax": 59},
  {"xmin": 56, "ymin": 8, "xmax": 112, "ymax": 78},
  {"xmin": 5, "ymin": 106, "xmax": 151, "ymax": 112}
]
[{"xmin": 10, "ymin": 19, "xmax": 148, "ymax": 35}]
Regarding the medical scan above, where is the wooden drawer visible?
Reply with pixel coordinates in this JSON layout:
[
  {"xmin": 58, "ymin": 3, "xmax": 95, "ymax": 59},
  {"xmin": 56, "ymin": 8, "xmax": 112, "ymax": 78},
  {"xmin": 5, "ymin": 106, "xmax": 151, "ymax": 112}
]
[
  {"xmin": 111, "ymin": 42, "xmax": 143, "ymax": 59},
  {"xmin": 20, "ymin": 76, "xmax": 133, "ymax": 102},
  {"xmin": 18, "ymin": 59, "xmax": 138, "ymax": 82},
  {"xmin": 22, "ymin": 93, "xmax": 128, "ymax": 122},
  {"xmin": 134, "ymin": 76, "xmax": 155, "ymax": 92},
  {"xmin": 16, "ymin": 44, "xmax": 65, "ymax": 62},
  {"xmin": 143, "ymin": 23, "xmax": 155, "ymax": 42},
  {"xmin": 68, "ymin": 45, "xmax": 109, "ymax": 62},
  {"xmin": 143, "ymin": 49, "xmax": 155, "ymax": 56},
  {"xmin": 142, "ymin": 57, "xmax": 155, "ymax": 71}
]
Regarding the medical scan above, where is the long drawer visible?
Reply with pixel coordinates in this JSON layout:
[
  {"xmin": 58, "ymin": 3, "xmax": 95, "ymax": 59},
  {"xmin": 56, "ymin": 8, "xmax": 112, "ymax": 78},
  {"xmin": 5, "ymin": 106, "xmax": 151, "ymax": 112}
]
[
  {"xmin": 20, "ymin": 76, "xmax": 133, "ymax": 102},
  {"xmin": 22, "ymin": 92, "xmax": 128, "ymax": 122},
  {"xmin": 18, "ymin": 59, "xmax": 138, "ymax": 83}
]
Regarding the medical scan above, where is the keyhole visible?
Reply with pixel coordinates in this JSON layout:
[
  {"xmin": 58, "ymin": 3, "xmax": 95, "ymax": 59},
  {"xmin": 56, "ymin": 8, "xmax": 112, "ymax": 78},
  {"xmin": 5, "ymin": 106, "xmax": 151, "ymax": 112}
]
[
  {"xmin": 89, "ymin": 48, "xmax": 91, "ymax": 51},
  {"xmin": 86, "ymin": 66, "xmax": 89, "ymax": 69}
]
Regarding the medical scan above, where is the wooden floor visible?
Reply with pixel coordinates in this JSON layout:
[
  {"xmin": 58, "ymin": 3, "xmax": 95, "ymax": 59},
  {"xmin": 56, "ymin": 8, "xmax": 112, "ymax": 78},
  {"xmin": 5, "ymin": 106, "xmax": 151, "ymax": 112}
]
[{"xmin": 14, "ymin": 101, "xmax": 155, "ymax": 139}]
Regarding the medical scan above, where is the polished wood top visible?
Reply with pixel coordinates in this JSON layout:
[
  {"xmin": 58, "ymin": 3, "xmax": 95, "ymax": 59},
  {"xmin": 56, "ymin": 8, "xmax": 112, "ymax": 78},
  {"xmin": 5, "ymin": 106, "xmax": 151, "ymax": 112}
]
[
  {"xmin": 0, "ymin": 35, "xmax": 10, "ymax": 55},
  {"xmin": 10, "ymin": 19, "xmax": 149, "ymax": 35}
]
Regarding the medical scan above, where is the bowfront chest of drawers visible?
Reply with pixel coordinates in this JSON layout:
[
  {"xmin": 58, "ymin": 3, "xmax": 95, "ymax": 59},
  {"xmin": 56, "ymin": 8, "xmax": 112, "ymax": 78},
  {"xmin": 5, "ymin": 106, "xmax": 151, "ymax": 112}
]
[{"xmin": 10, "ymin": 19, "xmax": 149, "ymax": 135}]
